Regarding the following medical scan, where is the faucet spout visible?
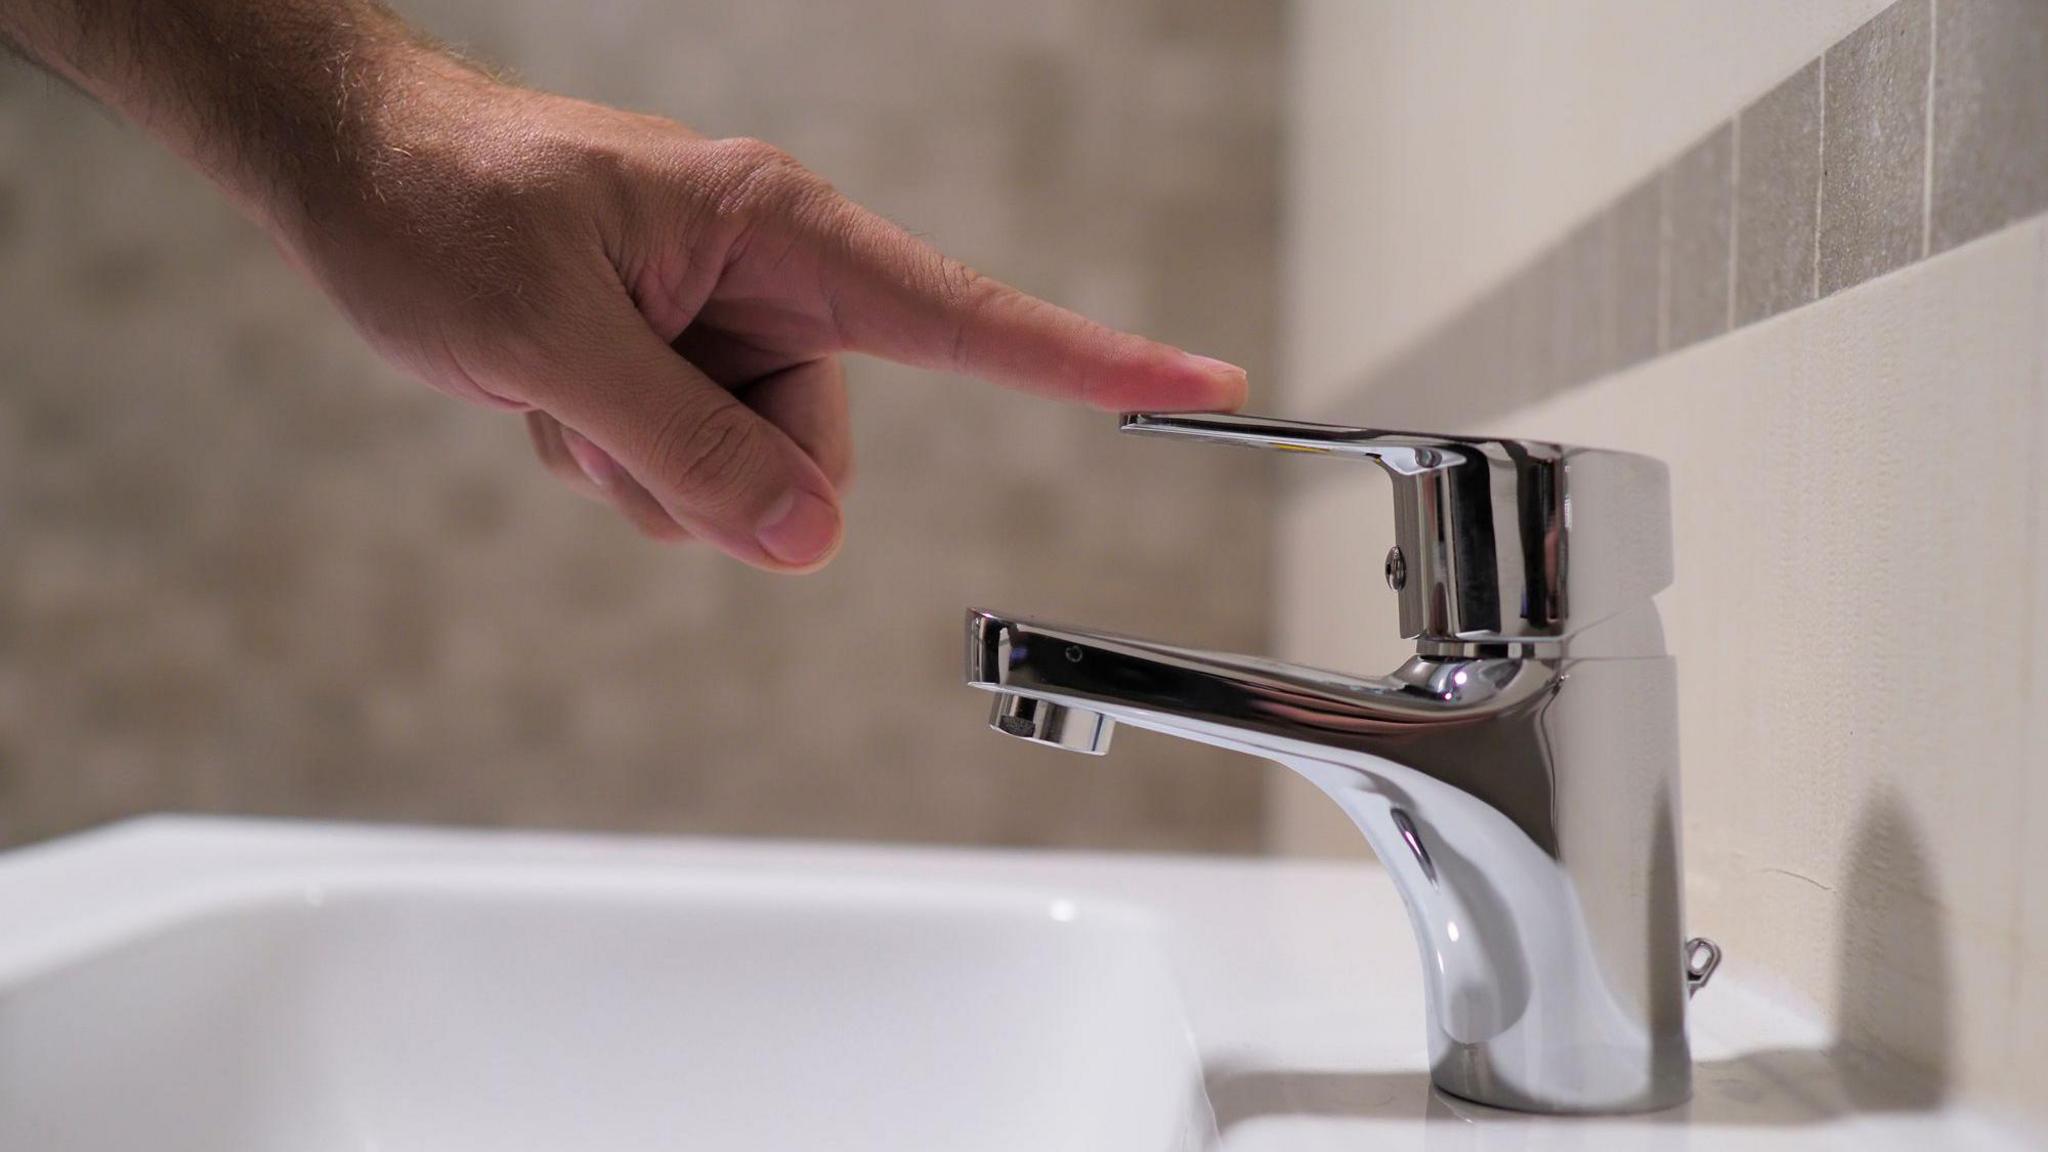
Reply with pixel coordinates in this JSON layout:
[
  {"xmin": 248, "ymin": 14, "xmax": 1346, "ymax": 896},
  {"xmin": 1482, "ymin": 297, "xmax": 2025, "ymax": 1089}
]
[
  {"xmin": 968, "ymin": 609, "xmax": 1557, "ymax": 767},
  {"xmin": 966, "ymin": 607, "xmax": 1694, "ymax": 1114}
]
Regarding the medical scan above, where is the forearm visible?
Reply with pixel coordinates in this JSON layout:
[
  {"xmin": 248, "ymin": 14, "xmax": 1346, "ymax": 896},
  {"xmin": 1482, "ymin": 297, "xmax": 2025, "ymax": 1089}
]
[{"xmin": 0, "ymin": 0, "xmax": 466, "ymax": 234}]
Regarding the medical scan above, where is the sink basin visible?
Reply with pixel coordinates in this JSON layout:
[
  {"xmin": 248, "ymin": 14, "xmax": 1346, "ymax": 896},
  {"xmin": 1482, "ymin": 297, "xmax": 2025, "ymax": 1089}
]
[
  {"xmin": 0, "ymin": 818, "xmax": 2030, "ymax": 1151},
  {"xmin": 0, "ymin": 851, "xmax": 1196, "ymax": 1150}
]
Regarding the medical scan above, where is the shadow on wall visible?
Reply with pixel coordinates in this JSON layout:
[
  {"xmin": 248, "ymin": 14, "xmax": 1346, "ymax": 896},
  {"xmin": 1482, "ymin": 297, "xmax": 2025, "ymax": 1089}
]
[{"xmin": 1197, "ymin": 787, "xmax": 1952, "ymax": 1132}]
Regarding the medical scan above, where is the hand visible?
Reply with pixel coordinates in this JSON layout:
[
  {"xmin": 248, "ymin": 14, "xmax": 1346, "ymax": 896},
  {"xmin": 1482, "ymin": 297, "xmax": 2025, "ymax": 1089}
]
[{"xmin": 279, "ymin": 59, "xmax": 1247, "ymax": 571}]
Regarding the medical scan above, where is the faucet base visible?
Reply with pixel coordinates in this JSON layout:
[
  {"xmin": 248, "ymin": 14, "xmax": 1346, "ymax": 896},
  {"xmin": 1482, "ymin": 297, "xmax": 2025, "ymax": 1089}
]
[{"xmin": 1431, "ymin": 1043, "xmax": 1693, "ymax": 1115}]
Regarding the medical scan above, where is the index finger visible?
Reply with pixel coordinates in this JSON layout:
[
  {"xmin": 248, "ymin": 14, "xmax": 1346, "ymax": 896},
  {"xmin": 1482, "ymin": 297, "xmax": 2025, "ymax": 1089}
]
[{"xmin": 768, "ymin": 176, "xmax": 1249, "ymax": 412}]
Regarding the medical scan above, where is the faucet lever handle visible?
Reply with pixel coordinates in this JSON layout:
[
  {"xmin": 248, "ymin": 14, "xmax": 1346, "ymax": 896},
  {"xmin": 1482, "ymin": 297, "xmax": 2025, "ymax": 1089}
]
[
  {"xmin": 1119, "ymin": 411, "xmax": 1672, "ymax": 644},
  {"xmin": 1118, "ymin": 413, "xmax": 1476, "ymax": 476}
]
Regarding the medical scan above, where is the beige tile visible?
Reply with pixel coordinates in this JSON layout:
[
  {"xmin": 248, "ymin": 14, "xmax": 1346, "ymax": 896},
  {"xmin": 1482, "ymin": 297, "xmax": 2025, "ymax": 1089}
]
[
  {"xmin": 1279, "ymin": 0, "xmax": 2048, "ymax": 1124},
  {"xmin": 1269, "ymin": 472, "xmax": 1404, "ymax": 858},
  {"xmin": 1504, "ymin": 242, "xmax": 1569, "ymax": 410},
  {"xmin": 1494, "ymin": 215, "xmax": 2047, "ymax": 1123},
  {"xmin": 1354, "ymin": 285, "xmax": 1514, "ymax": 434},
  {"xmin": 1285, "ymin": 0, "xmax": 1890, "ymax": 410},
  {"xmin": 1555, "ymin": 214, "xmax": 1621, "ymax": 391},
  {"xmin": 0, "ymin": 1, "xmax": 1280, "ymax": 852},
  {"xmin": 2017, "ymin": 222, "xmax": 2048, "ymax": 1124},
  {"xmin": 2016, "ymin": 955, "xmax": 2048, "ymax": 1131}
]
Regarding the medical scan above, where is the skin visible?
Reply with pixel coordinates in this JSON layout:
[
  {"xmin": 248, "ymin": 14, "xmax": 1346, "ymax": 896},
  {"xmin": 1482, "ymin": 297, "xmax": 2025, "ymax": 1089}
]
[{"xmin": 0, "ymin": 0, "xmax": 1247, "ymax": 571}]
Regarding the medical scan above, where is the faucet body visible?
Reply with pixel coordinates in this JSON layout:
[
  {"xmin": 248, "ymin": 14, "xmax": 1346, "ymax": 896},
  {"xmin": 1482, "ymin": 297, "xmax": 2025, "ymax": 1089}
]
[{"xmin": 964, "ymin": 414, "xmax": 1712, "ymax": 1114}]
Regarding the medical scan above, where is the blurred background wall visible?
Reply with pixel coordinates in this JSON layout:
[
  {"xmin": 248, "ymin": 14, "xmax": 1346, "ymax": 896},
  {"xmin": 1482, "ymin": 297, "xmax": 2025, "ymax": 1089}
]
[{"xmin": 0, "ymin": 0, "xmax": 1280, "ymax": 850}]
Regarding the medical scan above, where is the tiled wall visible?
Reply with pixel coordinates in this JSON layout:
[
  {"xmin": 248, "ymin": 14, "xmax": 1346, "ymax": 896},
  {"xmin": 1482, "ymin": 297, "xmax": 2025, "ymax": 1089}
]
[
  {"xmin": 1283, "ymin": 0, "xmax": 2048, "ymax": 1132},
  {"xmin": 1322, "ymin": 0, "xmax": 2048, "ymax": 434},
  {"xmin": 0, "ymin": 1, "xmax": 1280, "ymax": 849}
]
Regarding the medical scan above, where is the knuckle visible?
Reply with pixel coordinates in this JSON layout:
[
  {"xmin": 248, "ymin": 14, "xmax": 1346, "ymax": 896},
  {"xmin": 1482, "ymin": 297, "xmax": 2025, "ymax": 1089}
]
[
  {"xmin": 719, "ymin": 136, "xmax": 795, "ymax": 172},
  {"xmin": 651, "ymin": 403, "xmax": 771, "ymax": 512},
  {"xmin": 930, "ymin": 256, "xmax": 987, "ymax": 313},
  {"xmin": 930, "ymin": 258, "xmax": 998, "ymax": 369},
  {"xmin": 703, "ymin": 136, "xmax": 824, "ymax": 217}
]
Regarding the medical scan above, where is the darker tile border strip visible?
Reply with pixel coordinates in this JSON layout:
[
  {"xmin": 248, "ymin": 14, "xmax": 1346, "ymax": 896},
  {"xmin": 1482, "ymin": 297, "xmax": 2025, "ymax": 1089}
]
[{"xmin": 1315, "ymin": 0, "xmax": 2047, "ymax": 437}]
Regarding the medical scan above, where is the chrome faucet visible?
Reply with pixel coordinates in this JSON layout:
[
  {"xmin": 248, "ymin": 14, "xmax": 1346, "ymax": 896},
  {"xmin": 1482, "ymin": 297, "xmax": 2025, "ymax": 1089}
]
[{"xmin": 965, "ymin": 413, "xmax": 1719, "ymax": 1114}]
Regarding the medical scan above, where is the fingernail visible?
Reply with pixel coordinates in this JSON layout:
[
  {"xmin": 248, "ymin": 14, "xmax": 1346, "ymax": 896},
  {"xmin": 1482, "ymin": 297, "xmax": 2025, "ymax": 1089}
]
[
  {"xmin": 560, "ymin": 428, "xmax": 618, "ymax": 491},
  {"xmin": 1184, "ymin": 354, "xmax": 1250, "ymax": 407},
  {"xmin": 756, "ymin": 488, "xmax": 842, "ymax": 567}
]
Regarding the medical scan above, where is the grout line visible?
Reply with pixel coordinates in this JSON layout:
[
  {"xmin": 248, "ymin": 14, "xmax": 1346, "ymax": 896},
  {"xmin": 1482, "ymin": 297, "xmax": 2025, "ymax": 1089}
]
[
  {"xmin": 1921, "ymin": 0, "xmax": 1939, "ymax": 259},
  {"xmin": 1814, "ymin": 51, "xmax": 1827, "ymax": 300},
  {"xmin": 1728, "ymin": 113, "xmax": 1742, "ymax": 332}
]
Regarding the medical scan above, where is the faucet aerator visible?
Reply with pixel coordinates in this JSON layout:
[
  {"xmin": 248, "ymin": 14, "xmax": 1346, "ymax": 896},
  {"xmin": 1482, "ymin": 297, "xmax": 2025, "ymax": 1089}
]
[{"xmin": 987, "ymin": 694, "xmax": 1114, "ymax": 755}]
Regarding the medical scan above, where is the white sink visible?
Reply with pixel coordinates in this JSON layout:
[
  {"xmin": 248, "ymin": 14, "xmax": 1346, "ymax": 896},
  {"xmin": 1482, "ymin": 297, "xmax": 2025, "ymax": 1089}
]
[
  {"xmin": 0, "ymin": 848, "xmax": 1196, "ymax": 1150},
  {"xmin": 0, "ymin": 819, "xmax": 2029, "ymax": 1151}
]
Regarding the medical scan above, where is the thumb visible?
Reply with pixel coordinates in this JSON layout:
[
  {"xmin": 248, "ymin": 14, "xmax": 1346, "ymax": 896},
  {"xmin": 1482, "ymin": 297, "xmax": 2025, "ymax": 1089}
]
[{"xmin": 541, "ymin": 311, "xmax": 844, "ymax": 571}]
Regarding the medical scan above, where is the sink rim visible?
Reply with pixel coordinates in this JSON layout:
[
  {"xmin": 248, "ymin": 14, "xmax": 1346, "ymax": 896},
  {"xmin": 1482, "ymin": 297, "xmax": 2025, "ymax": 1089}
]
[{"xmin": 0, "ymin": 851, "xmax": 1170, "ymax": 987}]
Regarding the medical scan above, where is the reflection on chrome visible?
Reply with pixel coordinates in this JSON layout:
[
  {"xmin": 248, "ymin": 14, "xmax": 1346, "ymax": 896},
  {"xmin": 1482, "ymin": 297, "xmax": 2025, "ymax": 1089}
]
[{"xmin": 965, "ymin": 413, "xmax": 1717, "ymax": 1115}]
